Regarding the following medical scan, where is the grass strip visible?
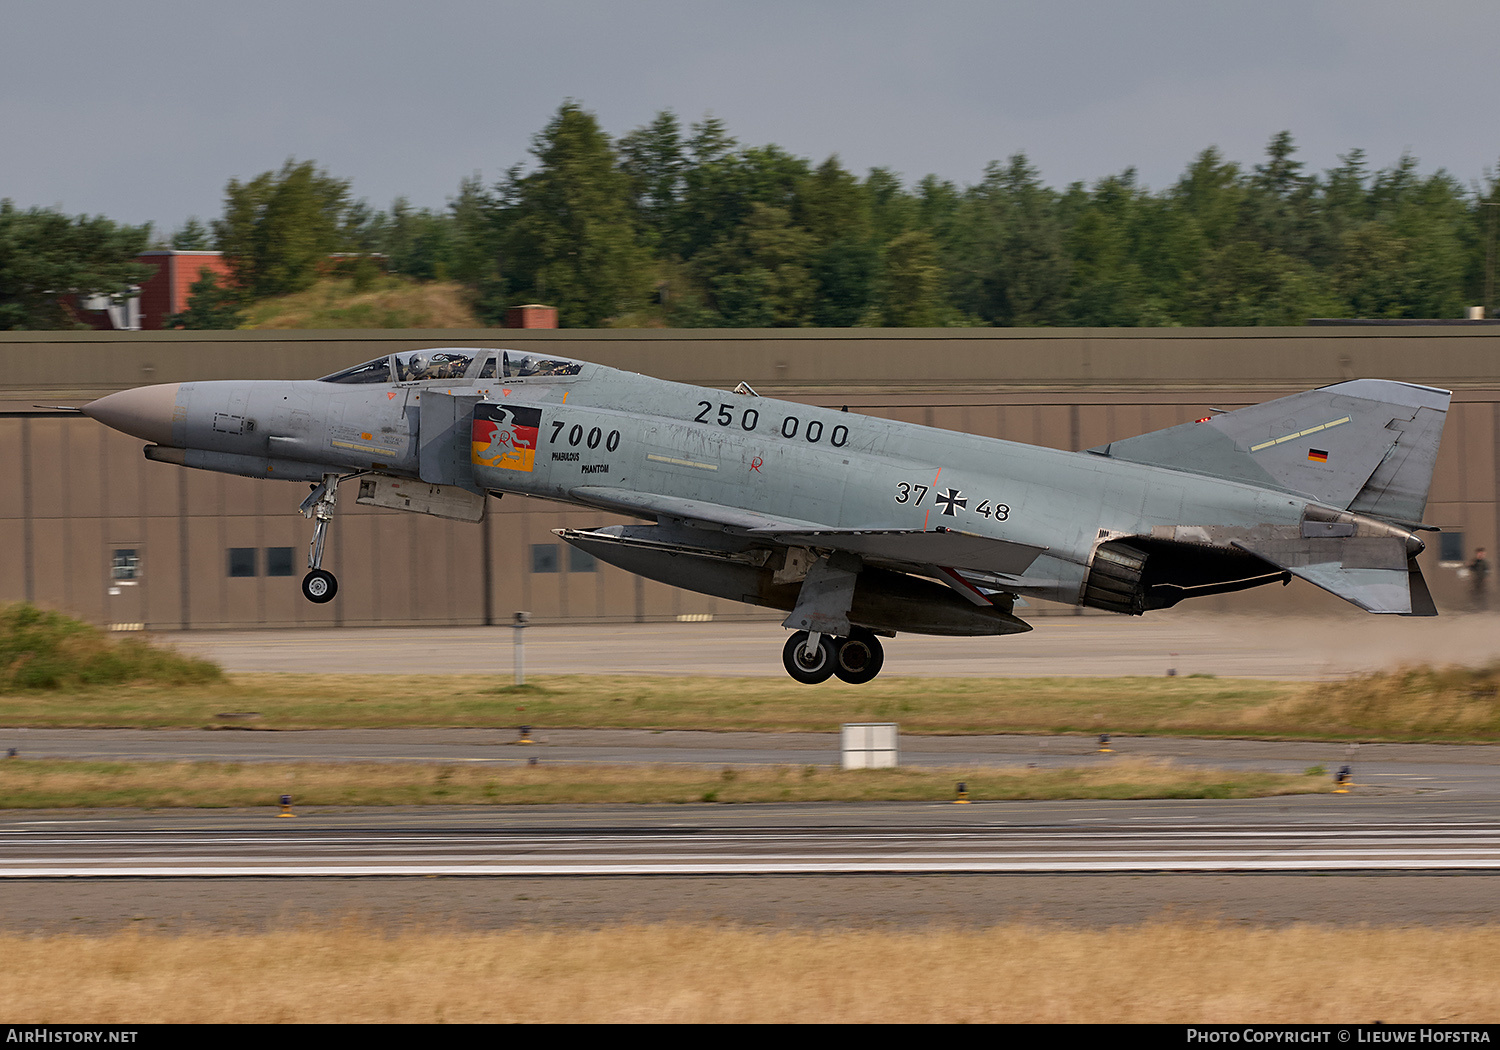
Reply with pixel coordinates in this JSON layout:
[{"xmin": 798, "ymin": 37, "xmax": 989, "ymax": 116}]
[
  {"xmin": 0, "ymin": 758, "xmax": 1328, "ymax": 808},
  {"xmin": 3, "ymin": 667, "xmax": 1500, "ymax": 741}
]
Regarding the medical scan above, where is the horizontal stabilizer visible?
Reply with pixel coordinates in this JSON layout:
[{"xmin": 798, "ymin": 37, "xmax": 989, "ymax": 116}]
[
  {"xmin": 752, "ymin": 527, "xmax": 1049, "ymax": 576},
  {"xmin": 1232, "ymin": 538, "xmax": 1436, "ymax": 616}
]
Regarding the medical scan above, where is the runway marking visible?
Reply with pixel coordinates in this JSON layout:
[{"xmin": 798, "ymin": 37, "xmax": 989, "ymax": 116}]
[{"xmin": 7, "ymin": 860, "xmax": 1500, "ymax": 877}]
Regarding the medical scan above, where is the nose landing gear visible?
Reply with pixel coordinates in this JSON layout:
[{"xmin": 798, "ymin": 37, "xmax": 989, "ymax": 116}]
[
  {"xmin": 299, "ymin": 473, "xmax": 342, "ymax": 604},
  {"xmin": 782, "ymin": 629, "xmax": 886, "ymax": 685}
]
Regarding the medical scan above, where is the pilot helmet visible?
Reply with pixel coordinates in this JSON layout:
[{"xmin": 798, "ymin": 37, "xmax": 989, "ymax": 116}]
[{"xmin": 408, "ymin": 353, "xmax": 431, "ymax": 378}]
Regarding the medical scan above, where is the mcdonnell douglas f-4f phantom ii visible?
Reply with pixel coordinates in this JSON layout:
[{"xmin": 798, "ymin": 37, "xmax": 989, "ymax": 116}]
[{"xmin": 81, "ymin": 347, "xmax": 1449, "ymax": 684}]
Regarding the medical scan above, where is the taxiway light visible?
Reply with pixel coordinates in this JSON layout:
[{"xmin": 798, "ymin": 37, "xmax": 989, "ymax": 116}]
[
  {"xmin": 278, "ymin": 793, "xmax": 295, "ymax": 818},
  {"xmin": 1097, "ymin": 734, "xmax": 1113, "ymax": 753},
  {"xmin": 953, "ymin": 781, "xmax": 970, "ymax": 804}
]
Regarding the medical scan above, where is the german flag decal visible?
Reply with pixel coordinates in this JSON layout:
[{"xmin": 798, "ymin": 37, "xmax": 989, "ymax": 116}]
[
  {"xmin": 472, "ymin": 404, "xmax": 542, "ymax": 472},
  {"xmin": 1308, "ymin": 448, "xmax": 1329, "ymax": 463}
]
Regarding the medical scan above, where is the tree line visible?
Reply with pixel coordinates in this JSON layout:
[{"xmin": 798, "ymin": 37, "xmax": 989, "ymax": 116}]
[{"xmin": 4, "ymin": 101, "xmax": 1499, "ymax": 329}]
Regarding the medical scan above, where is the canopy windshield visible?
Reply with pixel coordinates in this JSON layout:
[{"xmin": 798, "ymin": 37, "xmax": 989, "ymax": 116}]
[
  {"xmin": 319, "ymin": 349, "xmax": 583, "ymax": 384},
  {"xmin": 318, "ymin": 357, "xmax": 392, "ymax": 384},
  {"xmin": 495, "ymin": 351, "xmax": 581, "ymax": 378},
  {"xmin": 393, "ymin": 349, "xmax": 476, "ymax": 381}
]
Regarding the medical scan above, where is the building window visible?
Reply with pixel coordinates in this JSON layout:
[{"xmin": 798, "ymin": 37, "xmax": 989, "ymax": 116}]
[
  {"xmin": 265, "ymin": 547, "xmax": 295, "ymax": 577},
  {"xmin": 227, "ymin": 548, "xmax": 257, "ymax": 577},
  {"xmin": 530, "ymin": 543, "xmax": 559, "ymax": 573},
  {"xmin": 111, "ymin": 549, "xmax": 140, "ymax": 580},
  {"xmin": 1440, "ymin": 532, "xmax": 1466, "ymax": 565},
  {"xmin": 568, "ymin": 546, "xmax": 597, "ymax": 573}
]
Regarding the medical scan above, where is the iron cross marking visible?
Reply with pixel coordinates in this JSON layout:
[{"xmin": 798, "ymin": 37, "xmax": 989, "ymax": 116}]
[{"xmin": 935, "ymin": 487, "xmax": 967, "ymax": 516}]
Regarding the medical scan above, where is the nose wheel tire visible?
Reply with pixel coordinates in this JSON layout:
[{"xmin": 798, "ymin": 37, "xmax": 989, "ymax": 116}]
[
  {"xmin": 834, "ymin": 631, "xmax": 885, "ymax": 685},
  {"xmin": 301, "ymin": 569, "xmax": 338, "ymax": 603},
  {"xmin": 783, "ymin": 632, "xmax": 836, "ymax": 684}
]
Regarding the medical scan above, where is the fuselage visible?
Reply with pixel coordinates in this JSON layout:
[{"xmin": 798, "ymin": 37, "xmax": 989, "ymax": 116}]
[{"xmin": 87, "ymin": 352, "xmax": 1316, "ymax": 610}]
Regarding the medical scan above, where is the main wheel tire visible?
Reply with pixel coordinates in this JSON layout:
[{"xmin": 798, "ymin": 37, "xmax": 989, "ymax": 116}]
[
  {"xmin": 834, "ymin": 631, "xmax": 885, "ymax": 684},
  {"xmin": 782, "ymin": 631, "xmax": 836, "ymax": 684},
  {"xmin": 301, "ymin": 569, "xmax": 338, "ymax": 603}
]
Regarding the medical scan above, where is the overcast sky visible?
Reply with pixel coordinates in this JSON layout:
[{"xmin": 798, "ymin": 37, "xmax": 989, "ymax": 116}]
[{"xmin": 6, "ymin": 0, "xmax": 1500, "ymax": 234}]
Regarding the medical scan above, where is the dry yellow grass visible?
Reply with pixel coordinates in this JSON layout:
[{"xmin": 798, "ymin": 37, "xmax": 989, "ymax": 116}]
[
  {"xmin": 1269, "ymin": 662, "xmax": 1500, "ymax": 739},
  {"xmin": 242, "ymin": 276, "xmax": 481, "ymax": 329},
  {"xmin": 3, "ymin": 922, "xmax": 1496, "ymax": 1023}
]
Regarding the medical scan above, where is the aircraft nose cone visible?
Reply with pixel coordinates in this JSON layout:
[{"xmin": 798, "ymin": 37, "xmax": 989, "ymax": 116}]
[{"xmin": 82, "ymin": 383, "xmax": 182, "ymax": 446}]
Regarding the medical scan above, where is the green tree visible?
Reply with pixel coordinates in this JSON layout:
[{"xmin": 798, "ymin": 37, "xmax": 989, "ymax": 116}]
[
  {"xmin": 676, "ymin": 120, "xmax": 811, "ymax": 263},
  {"xmin": 212, "ymin": 159, "xmax": 353, "ymax": 299},
  {"xmin": 950, "ymin": 154, "xmax": 1071, "ymax": 325},
  {"xmin": 799, "ymin": 157, "xmax": 876, "ymax": 326},
  {"xmin": 1061, "ymin": 172, "xmax": 1157, "ymax": 326},
  {"xmin": 170, "ymin": 218, "xmax": 213, "ymax": 250},
  {"xmin": 811, "ymin": 237, "xmax": 878, "ymax": 327},
  {"xmin": 797, "ymin": 157, "xmax": 870, "ymax": 245},
  {"xmin": 166, "ymin": 269, "xmax": 244, "ymax": 329},
  {"xmin": 447, "ymin": 174, "xmax": 507, "ymax": 324},
  {"xmin": 1169, "ymin": 147, "xmax": 1245, "ymax": 250},
  {"xmin": 864, "ymin": 167, "xmax": 919, "ymax": 245},
  {"xmin": 0, "ymin": 201, "xmax": 151, "ymax": 330},
  {"xmin": 1247, "ymin": 131, "xmax": 1318, "ymax": 259},
  {"xmin": 382, "ymin": 197, "xmax": 454, "ymax": 281},
  {"xmin": 701, "ymin": 203, "xmax": 817, "ymax": 327},
  {"xmin": 619, "ymin": 110, "xmax": 688, "ymax": 256},
  {"xmin": 499, "ymin": 101, "xmax": 649, "ymax": 326},
  {"xmin": 866, "ymin": 230, "xmax": 949, "ymax": 326},
  {"xmin": 1184, "ymin": 241, "xmax": 1325, "ymax": 325}
]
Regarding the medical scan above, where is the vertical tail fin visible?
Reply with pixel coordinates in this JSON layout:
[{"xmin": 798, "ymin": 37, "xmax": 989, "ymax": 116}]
[{"xmin": 1093, "ymin": 379, "xmax": 1451, "ymax": 526}]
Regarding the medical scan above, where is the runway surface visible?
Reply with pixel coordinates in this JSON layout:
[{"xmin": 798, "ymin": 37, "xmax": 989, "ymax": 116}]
[
  {"xmin": 2, "ymin": 773, "xmax": 1496, "ymax": 929},
  {"xmin": 4, "ymin": 797, "xmax": 1500, "ymax": 877},
  {"xmin": 4, "ymin": 615, "xmax": 1497, "ymax": 929},
  {"xmin": 161, "ymin": 612, "xmax": 1500, "ymax": 680}
]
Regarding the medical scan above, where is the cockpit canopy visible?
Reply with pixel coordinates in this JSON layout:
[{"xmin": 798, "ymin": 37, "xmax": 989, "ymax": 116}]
[{"xmin": 318, "ymin": 348, "xmax": 583, "ymax": 385}]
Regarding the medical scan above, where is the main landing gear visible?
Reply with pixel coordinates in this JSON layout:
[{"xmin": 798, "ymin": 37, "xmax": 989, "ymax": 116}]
[
  {"xmin": 782, "ymin": 628, "xmax": 886, "ymax": 685},
  {"xmin": 299, "ymin": 473, "xmax": 342, "ymax": 604}
]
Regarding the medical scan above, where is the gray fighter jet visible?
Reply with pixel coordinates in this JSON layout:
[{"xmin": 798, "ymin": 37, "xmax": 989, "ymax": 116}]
[{"xmin": 82, "ymin": 347, "xmax": 1449, "ymax": 683}]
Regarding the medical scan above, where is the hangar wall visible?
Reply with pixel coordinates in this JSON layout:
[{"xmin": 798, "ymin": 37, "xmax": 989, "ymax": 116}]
[{"xmin": 1, "ymin": 327, "xmax": 1496, "ymax": 629}]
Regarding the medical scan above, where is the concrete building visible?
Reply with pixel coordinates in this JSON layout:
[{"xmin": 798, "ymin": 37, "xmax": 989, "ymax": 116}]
[
  {"xmin": 1, "ymin": 327, "xmax": 1495, "ymax": 629},
  {"xmin": 70, "ymin": 252, "xmax": 235, "ymax": 332}
]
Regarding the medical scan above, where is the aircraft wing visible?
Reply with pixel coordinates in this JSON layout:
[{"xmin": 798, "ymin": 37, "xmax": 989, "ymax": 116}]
[
  {"xmin": 749, "ymin": 527, "xmax": 1048, "ymax": 576},
  {"xmin": 571, "ymin": 485, "xmax": 824, "ymax": 532},
  {"xmin": 571, "ymin": 485, "xmax": 1047, "ymax": 576}
]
